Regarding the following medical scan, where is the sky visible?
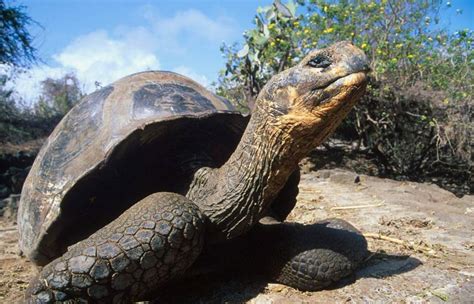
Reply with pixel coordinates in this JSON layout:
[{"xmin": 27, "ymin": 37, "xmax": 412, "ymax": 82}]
[{"xmin": 7, "ymin": 0, "xmax": 474, "ymax": 103}]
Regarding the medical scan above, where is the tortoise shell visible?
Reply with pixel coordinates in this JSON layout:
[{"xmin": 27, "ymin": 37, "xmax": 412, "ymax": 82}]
[{"xmin": 18, "ymin": 71, "xmax": 248, "ymax": 265}]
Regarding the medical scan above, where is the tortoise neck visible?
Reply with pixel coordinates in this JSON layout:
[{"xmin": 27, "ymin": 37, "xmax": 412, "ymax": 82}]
[{"xmin": 186, "ymin": 105, "xmax": 313, "ymax": 241}]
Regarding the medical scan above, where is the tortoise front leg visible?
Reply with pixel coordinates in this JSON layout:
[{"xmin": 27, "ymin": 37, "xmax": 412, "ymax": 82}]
[{"xmin": 25, "ymin": 192, "xmax": 205, "ymax": 303}]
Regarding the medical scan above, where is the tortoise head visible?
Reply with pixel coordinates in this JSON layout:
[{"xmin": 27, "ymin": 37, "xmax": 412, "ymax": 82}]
[
  {"xmin": 255, "ymin": 41, "xmax": 369, "ymax": 145},
  {"xmin": 189, "ymin": 41, "xmax": 370, "ymax": 242}
]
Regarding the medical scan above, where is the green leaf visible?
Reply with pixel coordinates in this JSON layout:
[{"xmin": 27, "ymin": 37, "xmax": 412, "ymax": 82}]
[
  {"xmin": 254, "ymin": 34, "xmax": 268, "ymax": 46},
  {"xmin": 266, "ymin": 9, "xmax": 276, "ymax": 20},
  {"xmin": 286, "ymin": 0, "xmax": 297, "ymax": 17},
  {"xmin": 263, "ymin": 24, "xmax": 270, "ymax": 38},
  {"xmin": 257, "ymin": 5, "xmax": 272, "ymax": 15},
  {"xmin": 274, "ymin": 0, "xmax": 293, "ymax": 18},
  {"xmin": 237, "ymin": 44, "xmax": 249, "ymax": 58}
]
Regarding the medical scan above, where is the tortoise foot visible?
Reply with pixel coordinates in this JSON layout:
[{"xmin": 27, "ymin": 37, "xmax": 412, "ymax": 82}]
[
  {"xmin": 25, "ymin": 192, "xmax": 205, "ymax": 303},
  {"xmin": 252, "ymin": 218, "xmax": 368, "ymax": 291}
]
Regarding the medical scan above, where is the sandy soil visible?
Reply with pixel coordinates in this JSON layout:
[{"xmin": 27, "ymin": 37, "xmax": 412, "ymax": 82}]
[{"xmin": 1, "ymin": 169, "xmax": 473, "ymax": 303}]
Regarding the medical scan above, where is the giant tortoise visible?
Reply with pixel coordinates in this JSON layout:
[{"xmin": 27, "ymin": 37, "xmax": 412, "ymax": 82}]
[{"xmin": 19, "ymin": 41, "xmax": 370, "ymax": 302}]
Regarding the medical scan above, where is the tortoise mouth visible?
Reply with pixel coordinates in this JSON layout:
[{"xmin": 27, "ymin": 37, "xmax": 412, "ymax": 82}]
[{"xmin": 306, "ymin": 72, "xmax": 368, "ymax": 108}]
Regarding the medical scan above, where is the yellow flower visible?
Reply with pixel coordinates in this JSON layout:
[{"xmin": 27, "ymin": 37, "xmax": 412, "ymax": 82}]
[
  {"xmin": 323, "ymin": 27, "xmax": 334, "ymax": 34},
  {"xmin": 396, "ymin": 43, "xmax": 403, "ymax": 48},
  {"xmin": 304, "ymin": 29, "xmax": 310, "ymax": 34},
  {"xmin": 270, "ymin": 41, "xmax": 276, "ymax": 47},
  {"xmin": 293, "ymin": 21, "xmax": 299, "ymax": 26},
  {"xmin": 407, "ymin": 54, "xmax": 414, "ymax": 59},
  {"xmin": 323, "ymin": 6, "xmax": 328, "ymax": 13},
  {"xmin": 361, "ymin": 43, "xmax": 368, "ymax": 49},
  {"xmin": 268, "ymin": 23, "xmax": 275, "ymax": 30}
]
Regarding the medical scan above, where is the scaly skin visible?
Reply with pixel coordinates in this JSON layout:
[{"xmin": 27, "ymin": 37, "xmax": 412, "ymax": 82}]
[
  {"xmin": 159, "ymin": 218, "xmax": 368, "ymax": 298},
  {"xmin": 264, "ymin": 219, "xmax": 368, "ymax": 290},
  {"xmin": 25, "ymin": 193, "xmax": 205, "ymax": 303}
]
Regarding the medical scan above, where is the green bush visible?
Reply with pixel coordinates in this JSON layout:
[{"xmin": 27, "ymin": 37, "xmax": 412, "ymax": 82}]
[
  {"xmin": 216, "ymin": 0, "xmax": 472, "ymax": 194},
  {"xmin": 0, "ymin": 73, "xmax": 83, "ymax": 144}
]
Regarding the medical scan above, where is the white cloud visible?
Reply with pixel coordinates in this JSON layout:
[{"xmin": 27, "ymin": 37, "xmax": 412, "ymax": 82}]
[
  {"xmin": 11, "ymin": 29, "xmax": 160, "ymax": 103},
  {"xmin": 54, "ymin": 30, "xmax": 160, "ymax": 91},
  {"xmin": 10, "ymin": 8, "xmax": 236, "ymax": 103},
  {"xmin": 150, "ymin": 9, "xmax": 235, "ymax": 52},
  {"xmin": 11, "ymin": 66, "xmax": 67, "ymax": 103}
]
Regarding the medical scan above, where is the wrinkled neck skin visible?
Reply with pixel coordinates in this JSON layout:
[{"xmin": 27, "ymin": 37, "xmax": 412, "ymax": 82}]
[{"xmin": 186, "ymin": 93, "xmax": 355, "ymax": 242}]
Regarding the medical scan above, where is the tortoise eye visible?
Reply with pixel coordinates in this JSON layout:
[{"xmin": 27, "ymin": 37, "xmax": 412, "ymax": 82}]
[{"xmin": 308, "ymin": 55, "xmax": 332, "ymax": 68}]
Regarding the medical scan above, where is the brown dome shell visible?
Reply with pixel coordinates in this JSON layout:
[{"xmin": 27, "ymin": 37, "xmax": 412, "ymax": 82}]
[{"xmin": 18, "ymin": 71, "xmax": 248, "ymax": 265}]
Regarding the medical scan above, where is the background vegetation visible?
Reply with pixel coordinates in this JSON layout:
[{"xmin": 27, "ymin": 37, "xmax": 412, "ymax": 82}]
[
  {"xmin": 216, "ymin": 0, "xmax": 472, "ymax": 195},
  {"xmin": 0, "ymin": 0, "xmax": 472, "ymax": 197},
  {"xmin": 0, "ymin": 1, "xmax": 83, "ymax": 197},
  {"xmin": 0, "ymin": 1, "xmax": 82, "ymax": 145}
]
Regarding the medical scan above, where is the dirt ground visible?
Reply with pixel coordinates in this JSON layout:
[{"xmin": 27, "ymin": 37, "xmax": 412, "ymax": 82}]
[{"xmin": 1, "ymin": 169, "xmax": 473, "ymax": 303}]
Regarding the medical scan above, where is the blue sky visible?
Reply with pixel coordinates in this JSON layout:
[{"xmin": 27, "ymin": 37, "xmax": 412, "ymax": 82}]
[{"xmin": 10, "ymin": 0, "xmax": 474, "ymax": 102}]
